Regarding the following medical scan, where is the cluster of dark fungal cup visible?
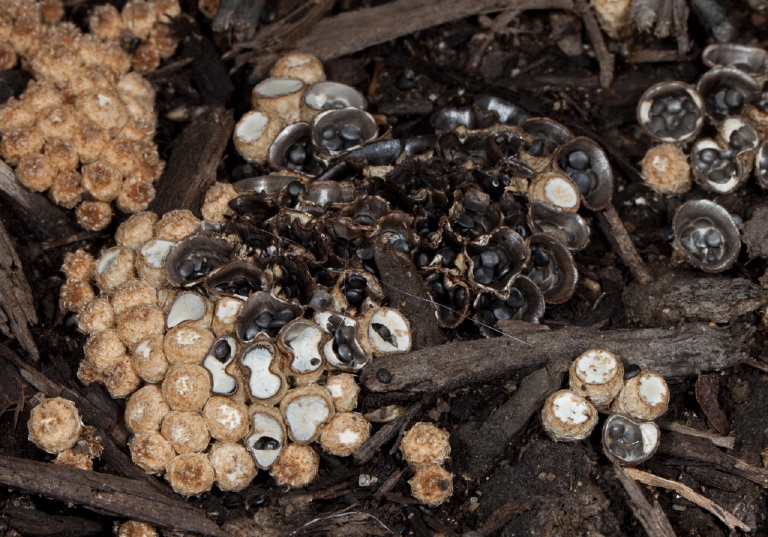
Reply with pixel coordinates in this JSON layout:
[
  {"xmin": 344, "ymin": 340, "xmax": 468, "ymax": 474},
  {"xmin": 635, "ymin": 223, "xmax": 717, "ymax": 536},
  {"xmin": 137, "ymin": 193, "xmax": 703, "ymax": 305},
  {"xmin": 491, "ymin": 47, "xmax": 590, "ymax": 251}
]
[
  {"xmin": 208, "ymin": 52, "xmax": 621, "ymax": 337},
  {"xmin": 636, "ymin": 44, "xmax": 768, "ymax": 273}
]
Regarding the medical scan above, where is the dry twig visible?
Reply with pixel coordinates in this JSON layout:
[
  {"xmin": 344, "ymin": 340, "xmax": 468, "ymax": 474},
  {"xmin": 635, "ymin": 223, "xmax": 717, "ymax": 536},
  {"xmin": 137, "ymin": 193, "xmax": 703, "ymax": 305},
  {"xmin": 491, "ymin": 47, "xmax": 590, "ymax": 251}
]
[{"xmin": 624, "ymin": 467, "xmax": 751, "ymax": 532}]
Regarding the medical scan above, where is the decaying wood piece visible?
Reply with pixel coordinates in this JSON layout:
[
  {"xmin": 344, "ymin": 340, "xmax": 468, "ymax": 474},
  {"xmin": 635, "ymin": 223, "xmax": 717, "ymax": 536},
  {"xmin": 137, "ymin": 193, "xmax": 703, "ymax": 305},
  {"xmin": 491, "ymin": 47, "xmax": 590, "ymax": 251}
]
[
  {"xmin": 0, "ymin": 455, "xmax": 224, "ymax": 537},
  {"xmin": 0, "ymin": 216, "xmax": 38, "ymax": 360},
  {"xmin": 150, "ymin": 106, "xmax": 234, "ymax": 217},
  {"xmin": 455, "ymin": 358, "xmax": 569, "ymax": 478},
  {"xmin": 211, "ymin": 0, "xmax": 265, "ymax": 41},
  {"xmin": 372, "ymin": 240, "xmax": 445, "ymax": 351},
  {"xmin": 696, "ymin": 372, "xmax": 731, "ymax": 436},
  {"xmin": 4, "ymin": 505, "xmax": 111, "ymax": 536},
  {"xmin": 623, "ymin": 270, "xmax": 767, "ymax": 326},
  {"xmin": 657, "ymin": 431, "xmax": 768, "ymax": 489},
  {"xmin": 236, "ymin": 0, "xmax": 614, "ymax": 87},
  {"xmin": 624, "ymin": 468, "xmax": 750, "ymax": 531},
  {"xmin": 361, "ymin": 321, "xmax": 753, "ymax": 395},
  {"xmin": 613, "ymin": 464, "xmax": 676, "ymax": 537},
  {"xmin": 0, "ymin": 160, "xmax": 75, "ymax": 241}
]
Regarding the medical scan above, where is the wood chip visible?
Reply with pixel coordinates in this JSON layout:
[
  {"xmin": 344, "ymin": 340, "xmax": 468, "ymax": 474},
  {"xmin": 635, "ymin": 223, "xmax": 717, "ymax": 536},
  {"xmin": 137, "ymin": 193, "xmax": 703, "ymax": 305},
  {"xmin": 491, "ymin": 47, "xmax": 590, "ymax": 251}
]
[{"xmin": 696, "ymin": 372, "xmax": 731, "ymax": 436}]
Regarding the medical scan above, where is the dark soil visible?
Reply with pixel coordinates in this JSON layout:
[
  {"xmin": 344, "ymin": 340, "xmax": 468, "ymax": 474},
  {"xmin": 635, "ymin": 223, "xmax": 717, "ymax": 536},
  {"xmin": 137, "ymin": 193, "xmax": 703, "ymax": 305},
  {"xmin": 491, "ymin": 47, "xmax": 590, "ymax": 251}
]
[{"xmin": 2, "ymin": 1, "xmax": 768, "ymax": 536}]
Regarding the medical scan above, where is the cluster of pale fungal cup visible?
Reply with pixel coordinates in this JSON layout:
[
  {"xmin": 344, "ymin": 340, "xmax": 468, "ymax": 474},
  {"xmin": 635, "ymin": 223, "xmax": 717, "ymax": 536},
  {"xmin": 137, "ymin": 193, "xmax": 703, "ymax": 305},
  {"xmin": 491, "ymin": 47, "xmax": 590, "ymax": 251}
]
[
  {"xmin": 399, "ymin": 422, "xmax": 453, "ymax": 507},
  {"xmin": 0, "ymin": 0, "xmax": 179, "ymax": 230},
  {"xmin": 541, "ymin": 349, "xmax": 669, "ymax": 466},
  {"xmin": 26, "ymin": 396, "xmax": 103, "ymax": 470},
  {"xmin": 635, "ymin": 44, "xmax": 768, "ymax": 273},
  {"xmin": 58, "ymin": 209, "xmax": 415, "ymax": 495}
]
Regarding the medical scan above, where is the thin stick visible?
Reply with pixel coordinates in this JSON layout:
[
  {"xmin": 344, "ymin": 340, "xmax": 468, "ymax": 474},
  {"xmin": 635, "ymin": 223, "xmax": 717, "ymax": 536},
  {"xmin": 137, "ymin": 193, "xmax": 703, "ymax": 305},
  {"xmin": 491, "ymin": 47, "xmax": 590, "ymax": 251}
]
[
  {"xmin": 572, "ymin": 3, "xmax": 614, "ymax": 88},
  {"xmin": 613, "ymin": 465, "xmax": 676, "ymax": 537},
  {"xmin": 597, "ymin": 203, "xmax": 653, "ymax": 285},
  {"xmin": 624, "ymin": 467, "xmax": 751, "ymax": 532},
  {"xmin": 657, "ymin": 421, "xmax": 735, "ymax": 450}
]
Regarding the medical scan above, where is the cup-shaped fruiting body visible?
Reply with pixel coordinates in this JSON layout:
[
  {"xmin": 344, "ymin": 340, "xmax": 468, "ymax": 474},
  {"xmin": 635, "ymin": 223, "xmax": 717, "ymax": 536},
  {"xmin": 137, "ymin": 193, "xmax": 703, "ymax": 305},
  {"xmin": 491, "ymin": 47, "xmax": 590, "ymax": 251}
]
[
  {"xmin": 28, "ymin": 397, "xmax": 83, "ymax": 454},
  {"xmin": 83, "ymin": 329, "xmax": 126, "ymax": 374},
  {"xmin": 691, "ymin": 138, "xmax": 745, "ymax": 194},
  {"xmin": 117, "ymin": 304, "xmax": 165, "ymax": 348},
  {"xmin": 247, "ymin": 404, "xmax": 286, "ymax": 470},
  {"xmin": 527, "ymin": 202, "xmax": 590, "ymax": 252},
  {"xmin": 569, "ymin": 349, "xmax": 624, "ymax": 409},
  {"xmin": 161, "ymin": 411, "xmax": 211, "ymax": 453},
  {"xmin": 165, "ymin": 292, "xmax": 213, "ymax": 329},
  {"xmin": 234, "ymin": 110, "xmax": 283, "ymax": 165},
  {"xmin": 636, "ymin": 82, "xmax": 704, "ymax": 143},
  {"xmin": 554, "ymin": 137, "xmax": 614, "ymax": 211},
  {"xmin": 325, "ymin": 372, "xmax": 360, "ymax": 412},
  {"xmin": 154, "ymin": 210, "xmax": 201, "ymax": 243},
  {"xmin": 136, "ymin": 238, "xmax": 175, "ymax": 287},
  {"xmin": 541, "ymin": 389, "xmax": 598, "ymax": 442},
  {"xmin": 528, "ymin": 172, "xmax": 580, "ymax": 212},
  {"xmin": 201, "ymin": 182, "xmax": 238, "ymax": 223},
  {"xmin": 672, "ymin": 199, "xmax": 741, "ymax": 273},
  {"xmin": 602, "ymin": 414, "xmax": 660, "ymax": 466},
  {"xmin": 697, "ymin": 67, "xmax": 759, "ymax": 121},
  {"xmin": 311, "ymin": 108, "xmax": 378, "ymax": 158},
  {"xmin": 103, "ymin": 355, "xmax": 142, "ymax": 398},
  {"xmin": 125, "ymin": 384, "xmax": 169, "ymax": 433},
  {"xmin": 302, "ymin": 81, "xmax": 366, "ymax": 122},
  {"xmin": 163, "ymin": 325, "xmax": 215, "ymax": 364},
  {"xmin": 400, "ymin": 422, "xmax": 451, "ymax": 469},
  {"xmin": 611, "ymin": 370, "xmax": 669, "ymax": 421},
  {"xmin": 314, "ymin": 311, "xmax": 370, "ymax": 371},
  {"xmin": 129, "ymin": 431, "xmax": 175, "ymax": 474},
  {"xmin": 95, "ymin": 246, "xmax": 136, "ymax": 293},
  {"xmin": 165, "ymin": 452, "xmax": 215, "ymax": 496},
  {"xmin": 717, "ymin": 115, "xmax": 760, "ymax": 178},
  {"xmin": 76, "ymin": 201, "xmax": 114, "ymax": 231},
  {"xmin": 465, "ymin": 227, "xmax": 528, "ymax": 295},
  {"xmin": 280, "ymin": 385, "xmax": 336, "ymax": 444},
  {"xmin": 204, "ymin": 261, "xmax": 271, "ymax": 299},
  {"xmin": 271, "ymin": 53, "xmax": 326, "ymax": 85},
  {"xmin": 209, "ymin": 441, "xmax": 257, "ymax": 491},
  {"xmin": 202, "ymin": 396, "xmax": 248, "ymax": 443},
  {"xmin": 203, "ymin": 336, "xmax": 239, "ymax": 396},
  {"xmin": 524, "ymin": 233, "xmax": 578, "ymax": 304},
  {"xmin": 166, "ymin": 233, "xmax": 236, "ymax": 286},
  {"xmin": 60, "ymin": 279, "xmax": 95, "ymax": 312},
  {"xmin": 118, "ymin": 520, "xmax": 158, "ymax": 537},
  {"xmin": 111, "ymin": 279, "xmax": 157, "ymax": 316},
  {"xmin": 473, "ymin": 277, "xmax": 546, "ymax": 332},
  {"xmin": 756, "ymin": 140, "xmax": 768, "ymax": 189},
  {"xmin": 162, "ymin": 364, "xmax": 212, "ymax": 411},
  {"xmin": 408, "ymin": 465, "xmax": 454, "ymax": 507},
  {"xmin": 77, "ymin": 298, "xmax": 115, "ymax": 334},
  {"xmin": 356, "ymin": 307, "xmax": 412, "ymax": 357},
  {"xmin": 277, "ymin": 319, "xmax": 327, "ymax": 385},
  {"xmin": 702, "ymin": 43, "xmax": 768, "ymax": 80},
  {"xmin": 519, "ymin": 117, "xmax": 573, "ymax": 172},
  {"xmin": 252, "ymin": 77, "xmax": 305, "ymax": 124},
  {"xmin": 132, "ymin": 334, "xmax": 169, "ymax": 383},
  {"xmin": 212, "ymin": 296, "xmax": 245, "ymax": 337},
  {"xmin": 640, "ymin": 143, "xmax": 691, "ymax": 195},
  {"xmin": 116, "ymin": 211, "xmax": 158, "ymax": 250},
  {"xmin": 235, "ymin": 340, "xmax": 288, "ymax": 405},
  {"xmin": 269, "ymin": 443, "xmax": 319, "ymax": 489},
  {"xmin": 268, "ymin": 123, "xmax": 325, "ymax": 176},
  {"xmin": 319, "ymin": 412, "xmax": 370, "ymax": 457},
  {"xmin": 236, "ymin": 291, "xmax": 303, "ymax": 342},
  {"xmin": 62, "ymin": 249, "xmax": 96, "ymax": 282}
]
